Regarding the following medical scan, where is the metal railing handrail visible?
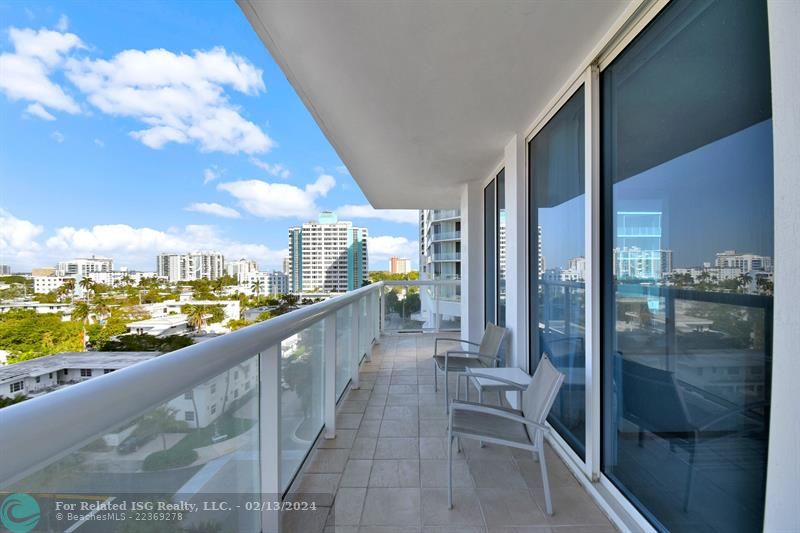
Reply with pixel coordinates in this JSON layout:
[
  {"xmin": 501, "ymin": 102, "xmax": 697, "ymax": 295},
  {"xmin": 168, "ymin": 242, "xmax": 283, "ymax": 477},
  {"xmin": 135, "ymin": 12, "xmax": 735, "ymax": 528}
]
[
  {"xmin": 0, "ymin": 281, "xmax": 384, "ymax": 484},
  {"xmin": 382, "ymin": 279, "xmax": 459, "ymax": 286}
]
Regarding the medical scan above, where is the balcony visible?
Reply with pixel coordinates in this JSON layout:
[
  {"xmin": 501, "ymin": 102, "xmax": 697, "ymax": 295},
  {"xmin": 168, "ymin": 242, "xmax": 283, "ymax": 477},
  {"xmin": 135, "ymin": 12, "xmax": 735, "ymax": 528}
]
[
  {"xmin": 432, "ymin": 252, "xmax": 461, "ymax": 262},
  {"xmin": 430, "ymin": 210, "xmax": 460, "ymax": 222},
  {"xmin": 431, "ymin": 231, "xmax": 461, "ymax": 242},
  {"xmin": 0, "ymin": 281, "xmax": 614, "ymax": 533}
]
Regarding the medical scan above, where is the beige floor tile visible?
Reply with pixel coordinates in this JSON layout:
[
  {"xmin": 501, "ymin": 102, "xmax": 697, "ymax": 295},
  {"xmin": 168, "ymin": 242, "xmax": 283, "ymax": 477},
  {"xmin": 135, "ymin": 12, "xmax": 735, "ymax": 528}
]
[
  {"xmin": 420, "ymin": 459, "xmax": 475, "ymax": 488},
  {"xmin": 357, "ymin": 419, "xmax": 382, "ymax": 438},
  {"xmin": 307, "ymin": 449, "xmax": 351, "ymax": 473},
  {"xmin": 421, "ymin": 488, "xmax": 485, "ymax": 526},
  {"xmin": 380, "ymin": 418, "xmax": 420, "ymax": 437},
  {"xmin": 468, "ymin": 460, "xmax": 528, "ymax": 488},
  {"xmin": 369, "ymin": 459, "xmax": 420, "ymax": 487},
  {"xmin": 361, "ymin": 488, "xmax": 421, "ymax": 526},
  {"xmin": 341, "ymin": 460, "xmax": 373, "ymax": 487},
  {"xmin": 419, "ymin": 437, "xmax": 449, "ymax": 459},
  {"xmin": 333, "ymin": 487, "xmax": 367, "ymax": 525},
  {"xmin": 337, "ymin": 413, "xmax": 364, "ymax": 429},
  {"xmin": 375, "ymin": 437, "xmax": 420, "ymax": 459},
  {"xmin": 477, "ymin": 488, "xmax": 548, "ymax": 527},
  {"xmin": 318, "ymin": 429, "xmax": 357, "ymax": 449},
  {"xmin": 350, "ymin": 437, "xmax": 378, "ymax": 459}
]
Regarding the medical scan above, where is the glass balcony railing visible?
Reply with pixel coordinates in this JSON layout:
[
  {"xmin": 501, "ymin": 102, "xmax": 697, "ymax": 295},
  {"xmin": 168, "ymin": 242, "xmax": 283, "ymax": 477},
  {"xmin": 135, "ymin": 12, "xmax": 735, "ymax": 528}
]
[
  {"xmin": 430, "ymin": 209, "xmax": 460, "ymax": 221},
  {"xmin": 433, "ymin": 252, "xmax": 461, "ymax": 261},
  {"xmin": 381, "ymin": 280, "xmax": 461, "ymax": 332},
  {"xmin": 430, "ymin": 231, "xmax": 461, "ymax": 242},
  {"xmin": 0, "ymin": 283, "xmax": 400, "ymax": 533}
]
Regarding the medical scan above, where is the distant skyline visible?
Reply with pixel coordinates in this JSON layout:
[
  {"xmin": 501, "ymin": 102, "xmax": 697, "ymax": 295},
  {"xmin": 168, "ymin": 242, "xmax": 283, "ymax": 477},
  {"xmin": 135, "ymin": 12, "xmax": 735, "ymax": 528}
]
[{"xmin": 0, "ymin": 1, "xmax": 418, "ymax": 272}]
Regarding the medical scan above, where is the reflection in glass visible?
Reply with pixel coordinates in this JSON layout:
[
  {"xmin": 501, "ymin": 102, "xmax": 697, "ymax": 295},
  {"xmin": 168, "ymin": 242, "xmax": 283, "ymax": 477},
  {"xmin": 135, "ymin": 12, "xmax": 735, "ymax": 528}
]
[
  {"xmin": 601, "ymin": 1, "xmax": 773, "ymax": 531},
  {"xmin": 529, "ymin": 86, "xmax": 586, "ymax": 459},
  {"xmin": 4, "ymin": 357, "xmax": 261, "ymax": 532},
  {"xmin": 484, "ymin": 179, "xmax": 497, "ymax": 325},
  {"xmin": 497, "ymin": 170, "xmax": 507, "ymax": 327},
  {"xmin": 281, "ymin": 323, "xmax": 325, "ymax": 491}
]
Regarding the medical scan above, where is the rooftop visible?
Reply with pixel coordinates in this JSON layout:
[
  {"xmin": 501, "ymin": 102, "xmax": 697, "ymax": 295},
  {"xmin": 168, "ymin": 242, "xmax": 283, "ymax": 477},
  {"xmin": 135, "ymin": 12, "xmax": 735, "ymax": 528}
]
[{"xmin": 0, "ymin": 352, "xmax": 159, "ymax": 383}]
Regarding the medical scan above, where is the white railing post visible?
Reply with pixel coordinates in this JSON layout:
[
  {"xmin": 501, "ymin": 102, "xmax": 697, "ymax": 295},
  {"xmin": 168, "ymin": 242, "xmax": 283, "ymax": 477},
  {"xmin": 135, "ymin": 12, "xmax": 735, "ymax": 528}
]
[
  {"xmin": 351, "ymin": 301, "xmax": 361, "ymax": 389},
  {"xmin": 259, "ymin": 343, "xmax": 281, "ymax": 532},
  {"xmin": 380, "ymin": 285, "xmax": 386, "ymax": 335},
  {"xmin": 324, "ymin": 313, "xmax": 337, "ymax": 439}
]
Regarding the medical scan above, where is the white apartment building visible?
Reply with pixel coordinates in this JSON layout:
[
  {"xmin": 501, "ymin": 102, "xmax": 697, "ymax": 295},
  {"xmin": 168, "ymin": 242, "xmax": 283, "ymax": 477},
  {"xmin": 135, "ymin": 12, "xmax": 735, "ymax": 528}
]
[
  {"xmin": 715, "ymin": 250, "xmax": 773, "ymax": 273},
  {"xmin": 156, "ymin": 251, "xmax": 225, "ymax": 282},
  {"xmin": 288, "ymin": 212, "xmax": 368, "ymax": 293},
  {"xmin": 32, "ymin": 276, "xmax": 70, "ymax": 294},
  {"xmin": 226, "ymin": 258, "xmax": 258, "ymax": 284},
  {"xmin": 87, "ymin": 271, "xmax": 161, "ymax": 286},
  {"xmin": 245, "ymin": 271, "xmax": 289, "ymax": 296},
  {"xmin": 55, "ymin": 256, "xmax": 113, "ymax": 277},
  {"xmin": 388, "ymin": 256, "xmax": 412, "ymax": 274}
]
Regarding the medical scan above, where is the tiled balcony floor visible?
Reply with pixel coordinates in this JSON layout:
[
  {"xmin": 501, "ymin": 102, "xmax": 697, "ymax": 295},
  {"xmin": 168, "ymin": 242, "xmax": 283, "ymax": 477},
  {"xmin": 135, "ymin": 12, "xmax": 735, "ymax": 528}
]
[{"xmin": 291, "ymin": 333, "xmax": 618, "ymax": 533}]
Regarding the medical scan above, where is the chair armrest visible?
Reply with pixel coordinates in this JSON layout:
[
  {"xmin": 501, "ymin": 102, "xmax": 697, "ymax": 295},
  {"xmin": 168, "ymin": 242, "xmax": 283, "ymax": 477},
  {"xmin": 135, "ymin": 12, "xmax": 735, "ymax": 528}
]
[
  {"xmin": 465, "ymin": 373, "xmax": 526, "ymax": 390},
  {"xmin": 445, "ymin": 350, "xmax": 482, "ymax": 358},
  {"xmin": 449, "ymin": 400, "xmax": 548, "ymax": 432},
  {"xmin": 435, "ymin": 337, "xmax": 479, "ymax": 355}
]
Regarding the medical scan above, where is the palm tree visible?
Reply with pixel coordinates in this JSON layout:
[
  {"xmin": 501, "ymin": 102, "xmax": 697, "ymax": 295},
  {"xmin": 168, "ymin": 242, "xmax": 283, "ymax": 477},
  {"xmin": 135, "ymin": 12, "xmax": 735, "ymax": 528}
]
[
  {"xmin": 737, "ymin": 273, "xmax": 753, "ymax": 293},
  {"xmin": 72, "ymin": 301, "xmax": 91, "ymax": 351},
  {"xmin": 93, "ymin": 299, "xmax": 111, "ymax": 321},
  {"xmin": 79, "ymin": 276, "xmax": 95, "ymax": 302},
  {"xmin": 250, "ymin": 279, "xmax": 264, "ymax": 300},
  {"xmin": 62, "ymin": 278, "xmax": 76, "ymax": 303},
  {"xmin": 184, "ymin": 304, "xmax": 207, "ymax": 332},
  {"xmin": 138, "ymin": 407, "xmax": 187, "ymax": 451}
]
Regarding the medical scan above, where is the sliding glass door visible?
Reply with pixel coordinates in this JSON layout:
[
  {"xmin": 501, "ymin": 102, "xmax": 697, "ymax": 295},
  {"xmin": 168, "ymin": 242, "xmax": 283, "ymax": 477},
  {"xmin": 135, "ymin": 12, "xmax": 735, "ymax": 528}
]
[
  {"xmin": 601, "ymin": 1, "xmax": 773, "ymax": 531},
  {"xmin": 529, "ymin": 86, "xmax": 586, "ymax": 459}
]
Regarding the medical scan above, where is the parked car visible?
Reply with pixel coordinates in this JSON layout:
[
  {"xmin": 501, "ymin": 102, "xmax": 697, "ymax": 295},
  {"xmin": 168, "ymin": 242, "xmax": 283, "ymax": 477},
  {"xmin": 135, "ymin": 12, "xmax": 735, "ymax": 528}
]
[{"xmin": 117, "ymin": 433, "xmax": 155, "ymax": 455}]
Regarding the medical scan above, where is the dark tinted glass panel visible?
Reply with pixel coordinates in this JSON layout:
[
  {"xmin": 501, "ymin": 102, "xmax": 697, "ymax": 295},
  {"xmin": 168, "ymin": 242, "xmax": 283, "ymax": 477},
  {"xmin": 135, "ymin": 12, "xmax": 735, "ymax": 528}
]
[
  {"xmin": 484, "ymin": 180, "xmax": 496, "ymax": 325},
  {"xmin": 529, "ymin": 86, "xmax": 586, "ymax": 458},
  {"xmin": 601, "ymin": 1, "xmax": 772, "ymax": 531},
  {"xmin": 497, "ymin": 170, "xmax": 506, "ymax": 327}
]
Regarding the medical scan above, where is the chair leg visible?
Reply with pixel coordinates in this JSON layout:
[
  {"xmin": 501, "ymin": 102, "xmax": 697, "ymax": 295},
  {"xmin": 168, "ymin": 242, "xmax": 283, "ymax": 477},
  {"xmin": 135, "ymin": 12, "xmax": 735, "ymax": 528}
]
[
  {"xmin": 448, "ymin": 429, "xmax": 454, "ymax": 509},
  {"xmin": 456, "ymin": 373, "xmax": 461, "ymax": 402},
  {"xmin": 445, "ymin": 370, "xmax": 449, "ymax": 414},
  {"xmin": 538, "ymin": 442, "xmax": 554, "ymax": 515},
  {"xmin": 434, "ymin": 360, "xmax": 438, "ymax": 392},
  {"xmin": 478, "ymin": 388, "xmax": 484, "ymax": 448}
]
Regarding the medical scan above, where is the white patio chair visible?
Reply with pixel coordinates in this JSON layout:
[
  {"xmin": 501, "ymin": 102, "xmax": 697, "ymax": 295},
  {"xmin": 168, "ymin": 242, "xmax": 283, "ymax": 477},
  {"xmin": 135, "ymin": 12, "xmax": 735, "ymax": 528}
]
[
  {"xmin": 447, "ymin": 354, "xmax": 565, "ymax": 514},
  {"xmin": 433, "ymin": 323, "xmax": 507, "ymax": 412}
]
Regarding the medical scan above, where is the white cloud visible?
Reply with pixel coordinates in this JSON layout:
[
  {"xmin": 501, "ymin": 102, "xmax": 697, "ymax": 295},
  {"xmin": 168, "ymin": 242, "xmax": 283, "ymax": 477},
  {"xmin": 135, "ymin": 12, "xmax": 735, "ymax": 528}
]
[
  {"xmin": 51, "ymin": 130, "xmax": 64, "ymax": 143},
  {"xmin": 0, "ymin": 209, "xmax": 44, "ymax": 269},
  {"xmin": 93, "ymin": 138, "xmax": 104, "ymax": 148},
  {"xmin": 185, "ymin": 202, "xmax": 241, "ymax": 219},
  {"xmin": 25, "ymin": 102, "xmax": 55, "ymax": 120},
  {"xmin": 203, "ymin": 166, "xmax": 220, "ymax": 184},
  {"xmin": 336, "ymin": 204, "xmax": 418, "ymax": 224},
  {"xmin": 65, "ymin": 46, "xmax": 273, "ymax": 154},
  {"xmin": 45, "ymin": 223, "xmax": 287, "ymax": 271},
  {"xmin": 55, "ymin": 15, "xmax": 69, "ymax": 32},
  {"xmin": 218, "ymin": 174, "xmax": 335, "ymax": 220},
  {"xmin": 249, "ymin": 157, "xmax": 290, "ymax": 179},
  {"xmin": 368, "ymin": 235, "xmax": 419, "ymax": 267},
  {"xmin": 0, "ymin": 27, "xmax": 83, "ymax": 116},
  {"xmin": 335, "ymin": 165, "xmax": 349, "ymax": 175}
]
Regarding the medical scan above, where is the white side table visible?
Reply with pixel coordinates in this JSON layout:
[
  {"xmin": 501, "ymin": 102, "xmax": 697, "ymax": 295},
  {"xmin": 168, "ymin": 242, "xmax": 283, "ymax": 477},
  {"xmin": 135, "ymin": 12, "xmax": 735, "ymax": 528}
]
[{"xmin": 463, "ymin": 367, "xmax": 531, "ymax": 408}]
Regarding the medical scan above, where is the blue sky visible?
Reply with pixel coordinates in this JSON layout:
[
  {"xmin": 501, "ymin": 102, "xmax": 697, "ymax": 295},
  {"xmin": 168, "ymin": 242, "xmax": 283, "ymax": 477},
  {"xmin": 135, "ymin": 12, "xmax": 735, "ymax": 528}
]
[{"xmin": 0, "ymin": 1, "xmax": 419, "ymax": 272}]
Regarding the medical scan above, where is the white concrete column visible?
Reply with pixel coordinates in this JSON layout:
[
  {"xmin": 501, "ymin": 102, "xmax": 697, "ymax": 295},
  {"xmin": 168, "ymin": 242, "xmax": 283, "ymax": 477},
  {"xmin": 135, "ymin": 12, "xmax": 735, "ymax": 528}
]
[
  {"xmin": 460, "ymin": 179, "xmax": 484, "ymax": 341},
  {"xmin": 503, "ymin": 134, "xmax": 528, "ymax": 371},
  {"xmin": 764, "ymin": 2, "xmax": 800, "ymax": 532}
]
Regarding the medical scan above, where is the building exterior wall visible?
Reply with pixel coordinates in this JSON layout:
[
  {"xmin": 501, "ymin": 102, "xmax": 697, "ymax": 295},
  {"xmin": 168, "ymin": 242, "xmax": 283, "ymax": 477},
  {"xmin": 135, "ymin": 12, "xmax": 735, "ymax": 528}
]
[
  {"xmin": 157, "ymin": 251, "xmax": 225, "ymax": 282},
  {"xmin": 55, "ymin": 257, "xmax": 113, "ymax": 277},
  {"xmin": 288, "ymin": 213, "xmax": 368, "ymax": 293}
]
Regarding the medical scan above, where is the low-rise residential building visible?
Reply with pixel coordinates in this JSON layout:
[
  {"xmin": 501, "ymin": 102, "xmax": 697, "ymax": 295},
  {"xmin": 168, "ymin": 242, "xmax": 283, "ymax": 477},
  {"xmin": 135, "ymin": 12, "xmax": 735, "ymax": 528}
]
[
  {"xmin": 0, "ymin": 302, "xmax": 74, "ymax": 320},
  {"xmin": 126, "ymin": 315, "xmax": 189, "ymax": 337},
  {"xmin": 143, "ymin": 299, "xmax": 241, "ymax": 322},
  {"xmin": 0, "ymin": 352, "xmax": 158, "ymax": 399},
  {"xmin": 32, "ymin": 276, "xmax": 71, "ymax": 294},
  {"xmin": 245, "ymin": 271, "xmax": 289, "ymax": 296}
]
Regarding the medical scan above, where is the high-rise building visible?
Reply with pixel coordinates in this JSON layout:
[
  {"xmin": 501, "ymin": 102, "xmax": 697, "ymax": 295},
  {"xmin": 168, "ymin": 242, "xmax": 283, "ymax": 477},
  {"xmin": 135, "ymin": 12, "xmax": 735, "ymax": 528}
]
[
  {"xmin": 0, "ymin": 265, "xmax": 11, "ymax": 275},
  {"xmin": 389, "ymin": 257, "xmax": 412, "ymax": 274},
  {"xmin": 247, "ymin": 271, "xmax": 290, "ymax": 296},
  {"xmin": 419, "ymin": 209, "xmax": 461, "ymax": 281},
  {"xmin": 226, "ymin": 258, "xmax": 258, "ymax": 285},
  {"xmin": 282, "ymin": 256, "xmax": 291, "ymax": 275},
  {"xmin": 288, "ymin": 212, "xmax": 368, "ymax": 293},
  {"xmin": 55, "ymin": 256, "xmax": 113, "ymax": 277},
  {"xmin": 156, "ymin": 251, "xmax": 225, "ymax": 282}
]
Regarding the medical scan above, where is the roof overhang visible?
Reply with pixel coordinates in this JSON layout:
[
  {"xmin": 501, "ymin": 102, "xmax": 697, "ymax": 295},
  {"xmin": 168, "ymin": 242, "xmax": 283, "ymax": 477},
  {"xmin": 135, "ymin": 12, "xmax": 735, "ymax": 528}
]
[{"xmin": 239, "ymin": 0, "xmax": 633, "ymax": 208}]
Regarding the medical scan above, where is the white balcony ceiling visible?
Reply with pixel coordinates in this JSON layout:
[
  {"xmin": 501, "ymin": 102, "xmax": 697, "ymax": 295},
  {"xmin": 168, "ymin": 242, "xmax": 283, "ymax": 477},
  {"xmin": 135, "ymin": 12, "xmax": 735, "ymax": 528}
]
[{"xmin": 239, "ymin": 0, "xmax": 632, "ymax": 208}]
